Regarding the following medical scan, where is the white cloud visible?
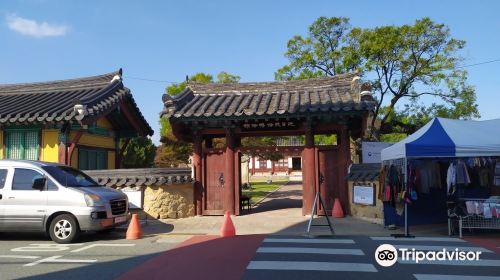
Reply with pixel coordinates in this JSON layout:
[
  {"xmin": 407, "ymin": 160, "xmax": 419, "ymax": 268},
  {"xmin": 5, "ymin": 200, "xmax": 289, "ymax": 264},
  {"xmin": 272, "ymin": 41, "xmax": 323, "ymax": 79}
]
[{"xmin": 6, "ymin": 14, "xmax": 68, "ymax": 38}]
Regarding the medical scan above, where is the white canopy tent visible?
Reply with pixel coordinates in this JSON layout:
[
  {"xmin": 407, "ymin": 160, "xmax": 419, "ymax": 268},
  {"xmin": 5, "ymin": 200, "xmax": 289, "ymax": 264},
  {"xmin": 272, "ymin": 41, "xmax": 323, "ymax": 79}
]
[
  {"xmin": 380, "ymin": 117, "xmax": 500, "ymax": 237},
  {"xmin": 382, "ymin": 118, "xmax": 500, "ymax": 161}
]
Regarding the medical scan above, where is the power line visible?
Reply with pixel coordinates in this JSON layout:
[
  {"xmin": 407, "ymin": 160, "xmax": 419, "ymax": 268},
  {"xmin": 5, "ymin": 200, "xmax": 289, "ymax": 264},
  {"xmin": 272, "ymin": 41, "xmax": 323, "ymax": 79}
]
[
  {"xmin": 123, "ymin": 58, "xmax": 500, "ymax": 84},
  {"xmin": 457, "ymin": 58, "xmax": 500, "ymax": 69},
  {"xmin": 123, "ymin": 76, "xmax": 178, "ymax": 84}
]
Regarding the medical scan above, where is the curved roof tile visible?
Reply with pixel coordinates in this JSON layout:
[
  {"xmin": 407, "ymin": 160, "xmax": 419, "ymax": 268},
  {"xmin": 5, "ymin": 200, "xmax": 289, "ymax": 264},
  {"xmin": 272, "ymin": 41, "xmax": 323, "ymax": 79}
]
[
  {"xmin": 161, "ymin": 72, "xmax": 376, "ymax": 121},
  {"xmin": 85, "ymin": 168, "xmax": 193, "ymax": 188},
  {"xmin": 0, "ymin": 69, "xmax": 153, "ymax": 136}
]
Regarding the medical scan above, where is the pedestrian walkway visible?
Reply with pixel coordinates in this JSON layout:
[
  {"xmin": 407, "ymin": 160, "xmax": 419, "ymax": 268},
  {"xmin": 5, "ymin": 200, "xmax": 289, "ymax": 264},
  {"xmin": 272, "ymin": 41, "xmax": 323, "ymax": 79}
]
[
  {"xmin": 250, "ymin": 181, "xmax": 302, "ymax": 213},
  {"xmin": 156, "ymin": 181, "xmax": 393, "ymax": 236},
  {"xmin": 118, "ymin": 235, "xmax": 265, "ymax": 280},
  {"xmin": 243, "ymin": 235, "xmax": 500, "ymax": 280},
  {"xmin": 111, "ymin": 233, "xmax": 500, "ymax": 280}
]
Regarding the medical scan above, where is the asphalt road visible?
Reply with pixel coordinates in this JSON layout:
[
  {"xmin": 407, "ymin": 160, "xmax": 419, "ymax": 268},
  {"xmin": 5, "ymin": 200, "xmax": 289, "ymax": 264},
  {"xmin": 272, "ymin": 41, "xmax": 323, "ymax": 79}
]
[
  {"xmin": 0, "ymin": 227, "xmax": 182, "ymax": 280},
  {"xmin": 243, "ymin": 235, "xmax": 500, "ymax": 280},
  {"xmin": 1, "ymin": 228, "xmax": 498, "ymax": 280}
]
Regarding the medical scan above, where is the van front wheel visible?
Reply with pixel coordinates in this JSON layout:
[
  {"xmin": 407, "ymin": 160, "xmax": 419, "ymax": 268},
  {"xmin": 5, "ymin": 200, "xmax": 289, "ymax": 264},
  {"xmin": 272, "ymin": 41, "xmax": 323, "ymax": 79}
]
[{"xmin": 49, "ymin": 214, "xmax": 80, "ymax": 244}]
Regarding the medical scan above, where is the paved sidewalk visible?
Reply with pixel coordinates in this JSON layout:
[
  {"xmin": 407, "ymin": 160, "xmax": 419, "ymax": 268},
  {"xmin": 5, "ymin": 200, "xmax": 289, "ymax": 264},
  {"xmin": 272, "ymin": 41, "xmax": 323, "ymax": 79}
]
[{"xmin": 154, "ymin": 182, "xmax": 397, "ymax": 237}]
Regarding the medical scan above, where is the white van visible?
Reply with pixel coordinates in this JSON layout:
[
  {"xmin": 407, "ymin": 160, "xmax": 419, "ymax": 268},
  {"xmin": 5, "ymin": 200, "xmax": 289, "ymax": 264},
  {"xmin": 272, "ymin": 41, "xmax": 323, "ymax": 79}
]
[{"xmin": 0, "ymin": 160, "xmax": 129, "ymax": 243}]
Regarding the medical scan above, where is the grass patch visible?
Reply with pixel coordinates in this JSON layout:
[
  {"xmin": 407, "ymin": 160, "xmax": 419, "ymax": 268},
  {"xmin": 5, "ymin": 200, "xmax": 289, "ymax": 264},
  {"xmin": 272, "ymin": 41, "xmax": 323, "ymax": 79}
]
[{"xmin": 242, "ymin": 180, "xmax": 288, "ymax": 204}]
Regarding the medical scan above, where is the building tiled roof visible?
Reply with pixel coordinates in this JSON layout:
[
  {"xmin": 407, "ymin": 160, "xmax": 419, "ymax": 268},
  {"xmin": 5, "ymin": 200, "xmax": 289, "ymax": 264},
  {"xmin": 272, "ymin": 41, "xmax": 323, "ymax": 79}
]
[
  {"xmin": 161, "ymin": 72, "xmax": 376, "ymax": 121},
  {"xmin": 0, "ymin": 69, "xmax": 153, "ymax": 136},
  {"xmin": 85, "ymin": 168, "xmax": 192, "ymax": 189},
  {"xmin": 347, "ymin": 163, "xmax": 381, "ymax": 181}
]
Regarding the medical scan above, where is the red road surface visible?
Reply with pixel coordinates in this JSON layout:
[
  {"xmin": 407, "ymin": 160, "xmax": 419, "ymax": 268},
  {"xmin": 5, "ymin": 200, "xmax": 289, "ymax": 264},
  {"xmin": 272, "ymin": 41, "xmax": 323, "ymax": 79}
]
[
  {"xmin": 118, "ymin": 234, "xmax": 265, "ymax": 280},
  {"xmin": 464, "ymin": 235, "xmax": 500, "ymax": 254}
]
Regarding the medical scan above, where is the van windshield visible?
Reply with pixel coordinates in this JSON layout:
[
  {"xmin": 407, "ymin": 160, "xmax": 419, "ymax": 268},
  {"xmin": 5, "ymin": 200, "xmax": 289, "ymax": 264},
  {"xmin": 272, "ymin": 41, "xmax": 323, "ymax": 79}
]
[{"xmin": 41, "ymin": 166, "xmax": 99, "ymax": 187}]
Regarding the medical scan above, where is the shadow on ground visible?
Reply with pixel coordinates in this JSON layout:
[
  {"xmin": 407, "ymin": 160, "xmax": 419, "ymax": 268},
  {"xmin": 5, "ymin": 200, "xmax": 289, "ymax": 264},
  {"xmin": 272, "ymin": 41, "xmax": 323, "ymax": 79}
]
[
  {"xmin": 0, "ymin": 222, "xmax": 174, "ymax": 243},
  {"xmin": 17, "ymin": 235, "xmax": 264, "ymax": 280}
]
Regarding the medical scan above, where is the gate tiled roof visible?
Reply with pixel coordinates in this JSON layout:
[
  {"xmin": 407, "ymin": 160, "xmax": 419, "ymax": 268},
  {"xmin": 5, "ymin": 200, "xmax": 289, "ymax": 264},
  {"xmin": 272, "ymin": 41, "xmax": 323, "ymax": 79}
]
[
  {"xmin": 0, "ymin": 69, "xmax": 153, "ymax": 136},
  {"xmin": 347, "ymin": 163, "xmax": 381, "ymax": 181},
  {"xmin": 161, "ymin": 72, "xmax": 375, "ymax": 121}
]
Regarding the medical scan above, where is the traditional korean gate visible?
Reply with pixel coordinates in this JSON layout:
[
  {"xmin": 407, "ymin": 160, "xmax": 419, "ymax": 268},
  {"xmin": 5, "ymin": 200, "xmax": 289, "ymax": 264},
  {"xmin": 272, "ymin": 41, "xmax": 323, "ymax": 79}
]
[
  {"xmin": 316, "ymin": 146, "xmax": 340, "ymax": 215},
  {"xmin": 163, "ymin": 73, "xmax": 374, "ymax": 216},
  {"xmin": 203, "ymin": 149, "xmax": 225, "ymax": 215}
]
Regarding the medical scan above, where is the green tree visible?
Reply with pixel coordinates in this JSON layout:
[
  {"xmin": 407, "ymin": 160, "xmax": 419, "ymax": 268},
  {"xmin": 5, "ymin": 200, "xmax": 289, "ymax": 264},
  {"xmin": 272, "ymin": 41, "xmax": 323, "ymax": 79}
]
[
  {"xmin": 275, "ymin": 17, "xmax": 358, "ymax": 80},
  {"xmin": 156, "ymin": 71, "xmax": 241, "ymax": 167},
  {"xmin": 155, "ymin": 118, "xmax": 192, "ymax": 167},
  {"xmin": 121, "ymin": 137, "xmax": 156, "ymax": 168},
  {"xmin": 166, "ymin": 72, "xmax": 214, "ymax": 95},
  {"xmin": 217, "ymin": 71, "xmax": 241, "ymax": 84},
  {"xmin": 276, "ymin": 17, "xmax": 480, "ymax": 140}
]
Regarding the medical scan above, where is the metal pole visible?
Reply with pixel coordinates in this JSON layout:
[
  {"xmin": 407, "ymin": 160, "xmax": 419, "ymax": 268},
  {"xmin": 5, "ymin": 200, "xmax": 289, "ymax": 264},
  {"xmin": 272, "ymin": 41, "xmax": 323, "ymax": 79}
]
[
  {"xmin": 404, "ymin": 203, "xmax": 408, "ymax": 236},
  {"xmin": 306, "ymin": 192, "xmax": 319, "ymax": 233}
]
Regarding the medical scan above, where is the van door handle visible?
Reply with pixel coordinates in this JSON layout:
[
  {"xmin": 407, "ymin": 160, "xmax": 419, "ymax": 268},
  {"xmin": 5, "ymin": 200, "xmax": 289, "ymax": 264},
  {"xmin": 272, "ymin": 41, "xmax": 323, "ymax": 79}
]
[{"xmin": 8, "ymin": 197, "xmax": 15, "ymax": 199}]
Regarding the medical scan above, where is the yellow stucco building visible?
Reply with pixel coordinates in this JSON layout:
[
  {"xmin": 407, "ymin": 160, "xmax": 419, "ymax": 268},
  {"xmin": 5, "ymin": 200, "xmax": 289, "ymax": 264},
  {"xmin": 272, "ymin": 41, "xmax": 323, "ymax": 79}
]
[{"xmin": 0, "ymin": 69, "xmax": 153, "ymax": 169}]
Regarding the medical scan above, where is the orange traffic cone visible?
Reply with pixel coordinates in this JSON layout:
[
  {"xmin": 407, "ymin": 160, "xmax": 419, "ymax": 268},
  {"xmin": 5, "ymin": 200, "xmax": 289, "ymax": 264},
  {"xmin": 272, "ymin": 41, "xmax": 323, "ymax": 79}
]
[
  {"xmin": 332, "ymin": 198, "xmax": 345, "ymax": 218},
  {"xmin": 220, "ymin": 211, "xmax": 236, "ymax": 237},
  {"xmin": 126, "ymin": 214, "xmax": 142, "ymax": 240}
]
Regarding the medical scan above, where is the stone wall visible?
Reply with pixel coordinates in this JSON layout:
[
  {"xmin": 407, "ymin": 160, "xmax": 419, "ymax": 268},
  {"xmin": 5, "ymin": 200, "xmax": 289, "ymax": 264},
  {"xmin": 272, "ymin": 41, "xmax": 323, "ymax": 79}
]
[
  {"xmin": 347, "ymin": 181, "xmax": 384, "ymax": 224},
  {"xmin": 143, "ymin": 183, "xmax": 195, "ymax": 219}
]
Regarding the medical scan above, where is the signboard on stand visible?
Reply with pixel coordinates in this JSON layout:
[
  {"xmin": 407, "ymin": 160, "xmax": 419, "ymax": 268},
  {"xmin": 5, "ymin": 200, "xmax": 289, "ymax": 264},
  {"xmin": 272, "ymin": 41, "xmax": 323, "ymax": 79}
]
[{"xmin": 353, "ymin": 185, "xmax": 375, "ymax": 206}]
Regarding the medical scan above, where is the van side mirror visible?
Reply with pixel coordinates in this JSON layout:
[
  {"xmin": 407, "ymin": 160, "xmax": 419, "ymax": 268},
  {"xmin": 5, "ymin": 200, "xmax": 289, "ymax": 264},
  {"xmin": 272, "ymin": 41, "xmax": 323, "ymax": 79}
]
[{"xmin": 32, "ymin": 178, "xmax": 47, "ymax": 191}]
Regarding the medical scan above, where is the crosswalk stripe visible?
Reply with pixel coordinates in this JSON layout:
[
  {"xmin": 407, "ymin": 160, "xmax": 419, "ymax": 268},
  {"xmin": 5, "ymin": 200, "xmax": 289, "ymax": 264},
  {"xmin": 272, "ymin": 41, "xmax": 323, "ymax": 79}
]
[
  {"xmin": 263, "ymin": 238, "xmax": 355, "ymax": 244},
  {"xmin": 247, "ymin": 261, "xmax": 377, "ymax": 272},
  {"xmin": 371, "ymin": 237, "xmax": 465, "ymax": 242},
  {"xmin": 394, "ymin": 244, "xmax": 492, "ymax": 253},
  {"xmin": 399, "ymin": 259, "xmax": 500, "ymax": 266},
  {"xmin": 414, "ymin": 274, "xmax": 500, "ymax": 280},
  {"xmin": 257, "ymin": 247, "xmax": 364, "ymax": 255}
]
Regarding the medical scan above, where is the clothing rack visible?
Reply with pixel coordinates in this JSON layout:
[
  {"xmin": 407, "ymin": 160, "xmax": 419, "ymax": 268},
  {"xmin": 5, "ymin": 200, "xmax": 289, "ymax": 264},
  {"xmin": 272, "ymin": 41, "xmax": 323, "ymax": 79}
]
[{"xmin": 383, "ymin": 158, "xmax": 414, "ymax": 238}]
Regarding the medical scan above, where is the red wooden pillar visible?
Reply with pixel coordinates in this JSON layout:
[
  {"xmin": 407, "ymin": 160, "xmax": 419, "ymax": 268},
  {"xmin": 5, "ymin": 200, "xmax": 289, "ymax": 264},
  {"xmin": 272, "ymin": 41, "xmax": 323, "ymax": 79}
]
[
  {"xmin": 234, "ymin": 136, "xmax": 241, "ymax": 216},
  {"xmin": 338, "ymin": 126, "xmax": 350, "ymax": 214},
  {"xmin": 224, "ymin": 128, "xmax": 236, "ymax": 214},
  {"xmin": 205, "ymin": 137, "xmax": 213, "ymax": 149},
  {"xmin": 193, "ymin": 133, "xmax": 203, "ymax": 216},
  {"xmin": 302, "ymin": 125, "xmax": 316, "ymax": 215},
  {"xmin": 251, "ymin": 156, "xmax": 255, "ymax": 175}
]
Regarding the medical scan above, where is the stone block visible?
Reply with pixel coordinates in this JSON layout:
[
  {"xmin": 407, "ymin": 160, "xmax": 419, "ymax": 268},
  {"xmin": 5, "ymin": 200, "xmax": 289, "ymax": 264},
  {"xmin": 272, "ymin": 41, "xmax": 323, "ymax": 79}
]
[{"xmin": 142, "ymin": 183, "xmax": 194, "ymax": 220}]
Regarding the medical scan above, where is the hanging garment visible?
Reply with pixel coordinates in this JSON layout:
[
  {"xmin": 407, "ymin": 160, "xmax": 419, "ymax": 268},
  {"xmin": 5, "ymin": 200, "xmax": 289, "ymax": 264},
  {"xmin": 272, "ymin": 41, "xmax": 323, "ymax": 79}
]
[
  {"xmin": 417, "ymin": 161, "xmax": 442, "ymax": 193},
  {"xmin": 385, "ymin": 164, "xmax": 403, "ymax": 207},
  {"xmin": 456, "ymin": 160, "xmax": 471, "ymax": 185},
  {"xmin": 419, "ymin": 163, "xmax": 432, "ymax": 194},
  {"xmin": 406, "ymin": 164, "xmax": 418, "ymax": 201},
  {"xmin": 479, "ymin": 169, "xmax": 490, "ymax": 187},
  {"xmin": 446, "ymin": 162, "xmax": 456, "ymax": 195}
]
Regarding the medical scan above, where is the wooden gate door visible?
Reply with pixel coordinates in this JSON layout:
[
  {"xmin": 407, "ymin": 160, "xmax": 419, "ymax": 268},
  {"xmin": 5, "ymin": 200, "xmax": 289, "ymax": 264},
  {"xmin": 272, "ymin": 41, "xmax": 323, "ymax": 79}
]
[
  {"xmin": 203, "ymin": 149, "xmax": 225, "ymax": 215},
  {"xmin": 316, "ymin": 146, "xmax": 339, "ymax": 215}
]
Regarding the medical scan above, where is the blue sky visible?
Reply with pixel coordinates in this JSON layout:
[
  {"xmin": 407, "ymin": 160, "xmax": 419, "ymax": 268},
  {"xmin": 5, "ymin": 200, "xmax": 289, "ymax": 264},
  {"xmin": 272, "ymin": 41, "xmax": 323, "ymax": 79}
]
[{"xmin": 1, "ymin": 0, "xmax": 499, "ymax": 144}]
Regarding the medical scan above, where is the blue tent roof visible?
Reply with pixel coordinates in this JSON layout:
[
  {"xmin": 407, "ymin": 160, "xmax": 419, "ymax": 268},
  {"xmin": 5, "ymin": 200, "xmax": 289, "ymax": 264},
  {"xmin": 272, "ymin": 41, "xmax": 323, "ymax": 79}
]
[{"xmin": 381, "ymin": 118, "xmax": 500, "ymax": 160}]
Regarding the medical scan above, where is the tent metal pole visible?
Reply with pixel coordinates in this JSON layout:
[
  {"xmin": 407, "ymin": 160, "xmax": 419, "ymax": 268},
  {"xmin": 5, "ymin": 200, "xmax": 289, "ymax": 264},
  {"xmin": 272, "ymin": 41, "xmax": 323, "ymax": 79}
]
[{"xmin": 392, "ymin": 157, "xmax": 414, "ymax": 238}]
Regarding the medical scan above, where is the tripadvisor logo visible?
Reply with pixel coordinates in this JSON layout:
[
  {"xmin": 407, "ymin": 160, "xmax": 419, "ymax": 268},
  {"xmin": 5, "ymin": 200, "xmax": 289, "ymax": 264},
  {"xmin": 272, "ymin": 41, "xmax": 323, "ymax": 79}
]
[
  {"xmin": 374, "ymin": 244, "xmax": 483, "ymax": 267},
  {"xmin": 375, "ymin": 244, "xmax": 398, "ymax": 267}
]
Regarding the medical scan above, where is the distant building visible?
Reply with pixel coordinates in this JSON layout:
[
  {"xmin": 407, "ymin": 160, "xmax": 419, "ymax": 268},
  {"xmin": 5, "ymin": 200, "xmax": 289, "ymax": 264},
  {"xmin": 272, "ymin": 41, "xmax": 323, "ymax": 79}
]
[{"xmin": 248, "ymin": 136, "xmax": 304, "ymax": 176}]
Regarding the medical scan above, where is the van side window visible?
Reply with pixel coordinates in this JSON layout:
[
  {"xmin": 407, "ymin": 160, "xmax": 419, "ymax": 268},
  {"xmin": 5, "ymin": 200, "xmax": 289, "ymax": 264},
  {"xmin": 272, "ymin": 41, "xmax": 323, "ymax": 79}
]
[
  {"xmin": 47, "ymin": 179, "xmax": 58, "ymax": 191},
  {"xmin": 0, "ymin": 169, "xmax": 7, "ymax": 189},
  {"xmin": 12, "ymin": 169, "xmax": 43, "ymax": 191}
]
